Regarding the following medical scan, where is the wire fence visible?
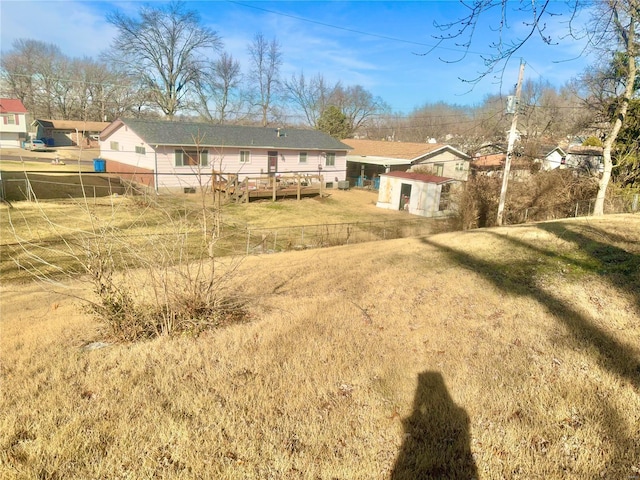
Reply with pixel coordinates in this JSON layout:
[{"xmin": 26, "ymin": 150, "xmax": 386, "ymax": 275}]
[
  {"xmin": 242, "ymin": 219, "xmax": 447, "ymax": 255},
  {"xmin": 502, "ymin": 194, "xmax": 640, "ymax": 225},
  {"xmin": 1, "ymin": 172, "xmax": 638, "ymax": 259}
]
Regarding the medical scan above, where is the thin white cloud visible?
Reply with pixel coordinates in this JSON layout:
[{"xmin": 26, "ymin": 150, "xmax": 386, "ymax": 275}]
[{"xmin": 1, "ymin": 1, "xmax": 117, "ymax": 57}]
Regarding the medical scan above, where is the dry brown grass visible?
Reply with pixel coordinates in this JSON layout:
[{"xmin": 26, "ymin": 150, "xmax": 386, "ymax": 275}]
[
  {"xmin": 0, "ymin": 190, "xmax": 440, "ymax": 283},
  {"xmin": 0, "ymin": 146, "xmax": 99, "ymax": 166},
  {"xmin": 1, "ymin": 206, "xmax": 639, "ymax": 478}
]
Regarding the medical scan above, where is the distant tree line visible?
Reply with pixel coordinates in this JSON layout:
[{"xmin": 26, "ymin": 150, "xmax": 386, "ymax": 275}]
[{"xmin": 0, "ymin": 2, "xmax": 392, "ymax": 136}]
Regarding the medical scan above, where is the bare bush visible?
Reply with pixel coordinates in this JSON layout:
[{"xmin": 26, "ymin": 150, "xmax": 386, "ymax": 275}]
[
  {"xmin": 454, "ymin": 171, "xmax": 600, "ymax": 229},
  {"xmin": 453, "ymin": 175, "xmax": 502, "ymax": 229},
  {"xmin": 6, "ymin": 183, "xmax": 249, "ymax": 342}
]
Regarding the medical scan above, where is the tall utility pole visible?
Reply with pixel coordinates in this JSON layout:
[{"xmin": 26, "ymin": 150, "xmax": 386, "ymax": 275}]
[{"xmin": 496, "ymin": 60, "xmax": 526, "ymax": 226}]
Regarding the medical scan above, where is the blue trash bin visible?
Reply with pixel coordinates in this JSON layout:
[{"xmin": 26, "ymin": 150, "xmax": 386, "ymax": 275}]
[{"xmin": 93, "ymin": 158, "xmax": 106, "ymax": 173}]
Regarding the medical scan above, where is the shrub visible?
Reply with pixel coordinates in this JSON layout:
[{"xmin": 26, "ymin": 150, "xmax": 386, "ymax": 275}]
[
  {"xmin": 453, "ymin": 170, "xmax": 599, "ymax": 228},
  {"xmin": 6, "ymin": 185, "xmax": 249, "ymax": 342},
  {"xmin": 583, "ymin": 136, "xmax": 603, "ymax": 147}
]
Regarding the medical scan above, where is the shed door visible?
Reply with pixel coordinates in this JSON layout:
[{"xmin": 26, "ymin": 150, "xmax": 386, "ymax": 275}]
[
  {"xmin": 268, "ymin": 151, "xmax": 278, "ymax": 176},
  {"xmin": 399, "ymin": 183, "xmax": 412, "ymax": 210}
]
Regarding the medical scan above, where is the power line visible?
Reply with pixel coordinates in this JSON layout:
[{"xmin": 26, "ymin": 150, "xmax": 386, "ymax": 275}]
[{"xmin": 226, "ymin": 0, "xmax": 488, "ymax": 56}]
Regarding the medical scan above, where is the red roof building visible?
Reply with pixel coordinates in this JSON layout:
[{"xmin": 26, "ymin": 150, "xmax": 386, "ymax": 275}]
[{"xmin": 0, "ymin": 98, "xmax": 29, "ymax": 148}]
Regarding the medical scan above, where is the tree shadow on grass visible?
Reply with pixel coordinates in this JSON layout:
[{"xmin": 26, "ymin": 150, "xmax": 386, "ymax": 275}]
[
  {"xmin": 391, "ymin": 371, "xmax": 477, "ymax": 480},
  {"xmin": 420, "ymin": 234, "xmax": 640, "ymax": 390},
  {"xmin": 535, "ymin": 221, "xmax": 640, "ymax": 312}
]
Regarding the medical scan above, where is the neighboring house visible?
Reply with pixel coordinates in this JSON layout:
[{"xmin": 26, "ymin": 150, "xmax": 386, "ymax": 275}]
[
  {"xmin": 31, "ymin": 119, "xmax": 110, "ymax": 147},
  {"xmin": 565, "ymin": 145, "xmax": 604, "ymax": 174},
  {"xmin": 98, "ymin": 118, "xmax": 351, "ymax": 191},
  {"xmin": 0, "ymin": 98, "xmax": 29, "ymax": 148},
  {"xmin": 376, "ymin": 171, "xmax": 457, "ymax": 218},
  {"xmin": 471, "ymin": 153, "xmax": 532, "ymax": 178},
  {"xmin": 539, "ymin": 146, "xmax": 567, "ymax": 171},
  {"xmin": 535, "ymin": 144, "xmax": 603, "ymax": 174},
  {"xmin": 343, "ymin": 139, "xmax": 470, "ymax": 188}
]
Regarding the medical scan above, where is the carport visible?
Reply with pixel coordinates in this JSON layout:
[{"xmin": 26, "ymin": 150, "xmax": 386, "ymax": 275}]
[
  {"xmin": 31, "ymin": 119, "xmax": 109, "ymax": 147},
  {"xmin": 346, "ymin": 156, "xmax": 411, "ymax": 189}
]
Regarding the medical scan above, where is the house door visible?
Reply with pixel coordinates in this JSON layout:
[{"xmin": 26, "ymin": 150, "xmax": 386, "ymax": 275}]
[
  {"xmin": 399, "ymin": 183, "xmax": 412, "ymax": 210},
  {"xmin": 268, "ymin": 151, "xmax": 278, "ymax": 176}
]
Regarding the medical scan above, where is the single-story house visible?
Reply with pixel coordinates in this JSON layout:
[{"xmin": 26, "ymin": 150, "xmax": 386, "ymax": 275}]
[
  {"xmin": 533, "ymin": 144, "xmax": 603, "ymax": 174},
  {"xmin": 376, "ymin": 171, "xmax": 457, "ymax": 218},
  {"xmin": 564, "ymin": 145, "xmax": 604, "ymax": 174},
  {"xmin": 31, "ymin": 119, "xmax": 110, "ymax": 147},
  {"xmin": 471, "ymin": 153, "xmax": 532, "ymax": 178},
  {"xmin": 342, "ymin": 139, "xmax": 470, "ymax": 188},
  {"xmin": 0, "ymin": 98, "xmax": 29, "ymax": 148},
  {"xmin": 98, "ymin": 118, "xmax": 351, "ymax": 191}
]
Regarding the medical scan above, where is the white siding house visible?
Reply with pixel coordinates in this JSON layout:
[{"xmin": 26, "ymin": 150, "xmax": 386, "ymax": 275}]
[
  {"xmin": 376, "ymin": 171, "xmax": 456, "ymax": 218},
  {"xmin": 99, "ymin": 119, "xmax": 350, "ymax": 191},
  {"xmin": 0, "ymin": 98, "xmax": 29, "ymax": 148},
  {"xmin": 541, "ymin": 146, "xmax": 567, "ymax": 170}
]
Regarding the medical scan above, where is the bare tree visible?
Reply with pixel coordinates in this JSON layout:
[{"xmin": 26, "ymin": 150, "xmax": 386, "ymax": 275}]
[
  {"xmin": 248, "ymin": 33, "xmax": 283, "ymax": 126},
  {"xmin": 196, "ymin": 52, "xmax": 243, "ymax": 124},
  {"xmin": 105, "ymin": 1, "xmax": 222, "ymax": 119},
  {"xmin": 0, "ymin": 39, "xmax": 64, "ymax": 119},
  {"xmin": 0, "ymin": 39, "xmax": 42, "ymax": 109},
  {"xmin": 330, "ymin": 85, "xmax": 389, "ymax": 136},
  {"xmin": 434, "ymin": 0, "xmax": 638, "ymax": 215},
  {"xmin": 1, "ymin": 38, "xmax": 153, "ymax": 122},
  {"xmin": 283, "ymin": 72, "xmax": 338, "ymax": 127}
]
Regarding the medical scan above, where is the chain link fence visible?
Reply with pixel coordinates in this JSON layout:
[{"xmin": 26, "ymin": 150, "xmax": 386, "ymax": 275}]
[
  {"xmin": 2, "ymin": 172, "xmax": 637, "ymax": 258},
  {"xmin": 502, "ymin": 194, "xmax": 639, "ymax": 225},
  {"xmin": 242, "ymin": 219, "xmax": 449, "ymax": 255}
]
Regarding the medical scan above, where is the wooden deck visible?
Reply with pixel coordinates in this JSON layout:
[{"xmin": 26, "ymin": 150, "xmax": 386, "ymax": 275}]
[{"xmin": 214, "ymin": 173, "xmax": 325, "ymax": 203}]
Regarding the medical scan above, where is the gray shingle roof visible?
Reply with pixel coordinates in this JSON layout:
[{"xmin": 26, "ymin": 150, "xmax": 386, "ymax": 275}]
[{"xmin": 117, "ymin": 118, "xmax": 351, "ymax": 151}]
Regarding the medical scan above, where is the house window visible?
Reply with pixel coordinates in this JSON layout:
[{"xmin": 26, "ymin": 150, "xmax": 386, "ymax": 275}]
[
  {"xmin": 438, "ymin": 183, "xmax": 451, "ymax": 211},
  {"xmin": 455, "ymin": 162, "xmax": 465, "ymax": 171},
  {"xmin": 110, "ymin": 141, "xmax": 119, "ymax": 151},
  {"xmin": 299, "ymin": 152, "xmax": 307, "ymax": 164},
  {"xmin": 240, "ymin": 150, "xmax": 251, "ymax": 163},
  {"xmin": 434, "ymin": 163, "xmax": 444, "ymax": 176},
  {"xmin": 4, "ymin": 115, "xmax": 16, "ymax": 125},
  {"xmin": 135, "ymin": 145, "xmax": 146, "ymax": 155},
  {"xmin": 175, "ymin": 149, "xmax": 209, "ymax": 167},
  {"xmin": 325, "ymin": 152, "xmax": 336, "ymax": 167}
]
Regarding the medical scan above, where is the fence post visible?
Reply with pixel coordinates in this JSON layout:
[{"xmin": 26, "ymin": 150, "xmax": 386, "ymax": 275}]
[
  {"xmin": 26, "ymin": 179, "xmax": 33, "ymax": 202},
  {"xmin": 633, "ymin": 194, "xmax": 639, "ymax": 212},
  {"xmin": 246, "ymin": 229, "xmax": 251, "ymax": 255},
  {"xmin": 575, "ymin": 202, "xmax": 579, "ymax": 217},
  {"xmin": 588, "ymin": 199, "xmax": 593, "ymax": 215}
]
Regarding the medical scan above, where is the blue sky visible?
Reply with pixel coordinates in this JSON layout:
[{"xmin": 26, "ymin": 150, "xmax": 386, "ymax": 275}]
[{"xmin": 1, "ymin": 1, "xmax": 596, "ymax": 114}]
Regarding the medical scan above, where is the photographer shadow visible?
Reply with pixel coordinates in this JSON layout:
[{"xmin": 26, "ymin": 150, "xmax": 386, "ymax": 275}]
[{"xmin": 391, "ymin": 371, "xmax": 477, "ymax": 480}]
